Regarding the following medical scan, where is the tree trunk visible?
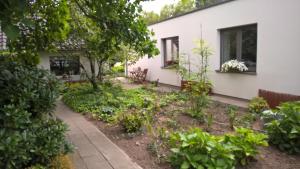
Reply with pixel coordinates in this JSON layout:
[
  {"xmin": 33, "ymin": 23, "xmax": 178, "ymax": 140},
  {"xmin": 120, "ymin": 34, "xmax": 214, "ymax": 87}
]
[
  {"xmin": 97, "ymin": 60, "xmax": 104, "ymax": 83},
  {"xmin": 88, "ymin": 56, "xmax": 98, "ymax": 90}
]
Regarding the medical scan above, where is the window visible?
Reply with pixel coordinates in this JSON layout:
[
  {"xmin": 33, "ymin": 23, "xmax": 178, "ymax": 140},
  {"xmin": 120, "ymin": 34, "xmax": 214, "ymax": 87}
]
[
  {"xmin": 162, "ymin": 36, "xmax": 179, "ymax": 67},
  {"xmin": 221, "ymin": 24, "xmax": 257, "ymax": 72},
  {"xmin": 50, "ymin": 56, "xmax": 80, "ymax": 76},
  {"xmin": 0, "ymin": 30, "xmax": 7, "ymax": 51}
]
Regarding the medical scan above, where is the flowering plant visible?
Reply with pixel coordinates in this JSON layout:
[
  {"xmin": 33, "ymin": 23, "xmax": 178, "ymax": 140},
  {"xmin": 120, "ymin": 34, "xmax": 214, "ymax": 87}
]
[{"xmin": 221, "ymin": 59, "xmax": 248, "ymax": 72}]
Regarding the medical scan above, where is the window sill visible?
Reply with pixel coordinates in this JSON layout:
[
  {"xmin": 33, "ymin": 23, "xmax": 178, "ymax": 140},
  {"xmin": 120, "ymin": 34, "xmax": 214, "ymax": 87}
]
[
  {"xmin": 161, "ymin": 64, "xmax": 178, "ymax": 70},
  {"xmin": 215, "ymin": 70, "xmax": 257, "ymax": 75}
]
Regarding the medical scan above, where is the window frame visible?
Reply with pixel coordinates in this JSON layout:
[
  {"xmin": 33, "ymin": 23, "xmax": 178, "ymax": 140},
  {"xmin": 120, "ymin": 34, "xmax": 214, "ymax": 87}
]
[
  {"xmin": 49, "ymin": 55, "xmax": 80, "ymax": 76},
  {"xmin": 219, "ymin": 24, "xmax": 258, "ymax": 72},
  {"xmin": 162, "ymin": 36, "xmax": 179, "ymax": 67}
]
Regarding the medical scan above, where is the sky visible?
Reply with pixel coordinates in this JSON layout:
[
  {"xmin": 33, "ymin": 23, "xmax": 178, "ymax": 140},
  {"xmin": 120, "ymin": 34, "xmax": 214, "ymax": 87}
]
[{"xmin": 141, "ymin": 0, "xmax": 180, "ymax": 14}]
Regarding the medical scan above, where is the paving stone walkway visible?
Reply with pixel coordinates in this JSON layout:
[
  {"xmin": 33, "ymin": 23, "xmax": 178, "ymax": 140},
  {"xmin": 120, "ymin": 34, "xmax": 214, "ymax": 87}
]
[{"xmin": 55, "ymin": 101, "xmax": 142, "ymax": 169}]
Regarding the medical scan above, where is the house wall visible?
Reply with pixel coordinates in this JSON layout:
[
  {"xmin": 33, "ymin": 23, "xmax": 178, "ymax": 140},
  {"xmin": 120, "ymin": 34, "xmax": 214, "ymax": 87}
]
[
  {"xmin": 39, "ymin": 51, "xmax": 99, "ymax": 81},
  {"xmin": 129, "ymin": 0, "xmax": 300, "ymax": 100}
]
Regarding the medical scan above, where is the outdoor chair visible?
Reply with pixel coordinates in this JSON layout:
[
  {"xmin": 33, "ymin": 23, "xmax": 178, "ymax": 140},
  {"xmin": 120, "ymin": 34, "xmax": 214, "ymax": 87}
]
[{"xmin": 129, "ymin": 67, "xmax": 148, "ymax": 83}]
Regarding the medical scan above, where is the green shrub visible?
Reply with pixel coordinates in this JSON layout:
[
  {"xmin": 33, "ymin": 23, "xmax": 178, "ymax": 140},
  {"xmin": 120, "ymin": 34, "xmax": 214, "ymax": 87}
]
[
  {"xmin": 120, "ymin": 113, "xmax": 144, "ymax": 133},
  {"xmin": 169, "ymin": 128, "xmax": 235, "ymax": 169},
  {"xmin": 226, "ymin": 105, "xmax": 238, "ymax": 129},
  {"xmin": 159, "ymin": 92, "xmax": 181, "ymax": 107},
  {"xmin": 248, "ymin": 97, "xmax": 269, "ymax": 115},
  {"xmin": 223, "ymin": 128, "xmax": 268, "ymax": 165},
  {"xmin": 0, "ymin": 62, "xmax": 60, "ymax": 117},
  {"xmin": 263, "ymin": 101, "xmax": 300, "ymax": 154},
  {"xmin": 111, "ymin": 65, "xmax": 124, "ymax": 73},
  {"xmin": 168, "ymin": 127, "xmax": 268, "ymax": 169},
  {"xmin": 187, "ymin": 93, "xmax": 210, "ymax": 122},
  {"xmin": 0, "ymin": 62, "xmax": 71, "ymax": 168}
]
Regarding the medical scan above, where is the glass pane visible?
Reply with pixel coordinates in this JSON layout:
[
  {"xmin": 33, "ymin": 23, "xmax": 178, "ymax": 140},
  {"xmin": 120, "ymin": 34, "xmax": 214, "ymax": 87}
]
[
  {"xmin": 241, "ymin": 26, "xmax": 257, "ymax": 71},
  {"xmin": 164, "ymin": 37, "xmax": 179, "ymax": 66},
  {"xmin": 165, "ymin": 39, "xmax": 172, "ymax": 61},
  {"xmin": 222, "ymin": 30, "xmax": 237, "ymax": 63},
  {"xmin": 50, "ymin": 56, "xmax": 80, "ymax": 76},
  {"xmin": 172, "ymin": 37, "xmax": 179, "ymax": 60}
]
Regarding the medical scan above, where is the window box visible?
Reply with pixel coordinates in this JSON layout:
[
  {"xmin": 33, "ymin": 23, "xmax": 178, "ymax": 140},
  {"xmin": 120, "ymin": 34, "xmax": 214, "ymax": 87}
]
[
  {"xmin": 220, "ymin": 24, "xmax": 257, "ymax": 72},
  {"xmin": 215, "ymin": 69, "xmax": 257, "ymax": 75}
]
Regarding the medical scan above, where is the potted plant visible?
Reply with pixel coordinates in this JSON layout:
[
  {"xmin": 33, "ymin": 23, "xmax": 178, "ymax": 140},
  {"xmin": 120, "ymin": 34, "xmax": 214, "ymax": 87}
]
[{"xmin": 221, "ymin": 59, "xmax": 248, "ymax": 73}]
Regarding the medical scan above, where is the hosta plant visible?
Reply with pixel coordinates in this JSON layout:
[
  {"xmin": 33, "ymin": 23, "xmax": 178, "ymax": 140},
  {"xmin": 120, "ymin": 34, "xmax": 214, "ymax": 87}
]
[
  {"xmin": 221, "ymin": 60, "xmax": 248, "ymax": 72},
  {"xmin": 223, "ymin": 128, "xmax": 268, "ymax": 165},
  {"xmin": 263, "ymin": 101, "xmax": 300, "ymax": 154},
  {"xmin": 169, "ymin": 128, "xmax": 235, "ymax": 169},
  {"xmin": 248, "ymin": 97, "xmax": 270, "ymax": 115},
  {"xmin": 168, "ymin": 127, "xmax": 268, "ymax": 169}
]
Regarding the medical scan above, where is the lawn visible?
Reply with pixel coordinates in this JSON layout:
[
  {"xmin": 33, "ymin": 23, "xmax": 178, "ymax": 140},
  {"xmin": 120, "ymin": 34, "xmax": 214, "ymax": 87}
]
[{"xmin": 63, "ymin": 81, "xmax": 300, "ymax": 169}]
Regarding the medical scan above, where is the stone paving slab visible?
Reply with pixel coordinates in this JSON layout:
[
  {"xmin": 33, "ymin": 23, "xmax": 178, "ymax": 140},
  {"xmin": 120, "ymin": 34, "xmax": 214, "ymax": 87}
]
[{"xmin": 55, "ymin": 101, "xmax": 142, "ymax": 169}]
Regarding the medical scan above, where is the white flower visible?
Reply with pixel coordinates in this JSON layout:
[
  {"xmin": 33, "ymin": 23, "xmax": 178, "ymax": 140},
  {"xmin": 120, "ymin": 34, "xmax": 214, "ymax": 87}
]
[{"xmin": 221, "ymin": 59, "xmax": 248, "ymax": 72}]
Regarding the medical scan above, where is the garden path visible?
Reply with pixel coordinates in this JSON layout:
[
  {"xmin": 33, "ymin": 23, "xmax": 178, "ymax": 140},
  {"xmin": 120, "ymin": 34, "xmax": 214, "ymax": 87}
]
[{"xmin": 55, "ymin": 100, "xmax": 142, "ymax": 169}]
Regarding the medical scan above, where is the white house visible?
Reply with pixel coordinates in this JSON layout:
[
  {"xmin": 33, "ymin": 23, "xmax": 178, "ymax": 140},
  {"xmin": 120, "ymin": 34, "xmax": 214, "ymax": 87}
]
[
  {"xmin": 39, "ymin": 51, "xmax": 98, "ymax": 81},
  {"xmin": 129, "ymin": 0, "xmax": 300, "ymax": 100},
  {"xmin": 0, "ymin": 28, "xmax": 97, "ymax": 81}
]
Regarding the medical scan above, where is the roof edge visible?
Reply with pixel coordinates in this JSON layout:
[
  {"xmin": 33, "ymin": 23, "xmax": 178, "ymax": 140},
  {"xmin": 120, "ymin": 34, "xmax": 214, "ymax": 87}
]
[{"xmin": 148, "ymin": 0, "xmax": 236, "ymax": 26}]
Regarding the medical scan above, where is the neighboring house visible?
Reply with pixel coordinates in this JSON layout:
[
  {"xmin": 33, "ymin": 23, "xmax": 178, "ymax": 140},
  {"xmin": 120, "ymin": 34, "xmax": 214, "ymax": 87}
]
[
  {"xmin": 129, "ymin": 0, "xmax": 300, "ymax": 100},
  {"xmin": 39, "ymin": 51, "xmax": 97, "ymax": 81},
  {"xmin": 0, "ymin": 31, "xmax": 97, "ymax": 81}
]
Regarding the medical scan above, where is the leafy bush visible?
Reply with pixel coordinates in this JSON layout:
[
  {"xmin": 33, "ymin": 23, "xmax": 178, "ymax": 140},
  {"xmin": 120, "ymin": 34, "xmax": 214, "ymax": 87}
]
[
  {"xmin": 263, "ymin": 101, "xmax": 300, "ymax": 154},
  {"xmin": 159, "ymin": 92, "xmax": 180, "ymax": 107},
  {"xmin": 120, "ymin": 113, "xmax": 144, "ymax": 133},
  {"xmin": 248, "ymin": 97, "xmax": 269, "ymax": 115},
  {"xmin": 111, "ymin": 65, "xmax": 124, "ymax": 73},
  {"xmin": 169, "ymin": 128, "xmax": 236, "ymax": 169},
  {"xmin": 169, "ymin": 127, "xmax": 268, "ymax": 169},
  {"xmin": 0, "ymin": 62, "xmax": 71, "ymax": 168},
  {"xmin": 0, "ymin": 62, "xmax": 60, "ymax": 117},
  {"xmin": 187, "ymin": 93, "xmax": 210, "ymax": 122},
  {"xmin": 223, "ymin": 128, "xmax": 268, "ymax": 165},
  {"xmin": 227, "ymin": 105, "xmax": 238, "ymax": 129}
]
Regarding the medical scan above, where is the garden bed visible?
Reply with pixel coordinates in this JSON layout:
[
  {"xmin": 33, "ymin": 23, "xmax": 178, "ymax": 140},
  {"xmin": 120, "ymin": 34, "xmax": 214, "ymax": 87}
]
[
  {"xmin": 63, "ymin": 82, "xmax": 300, "ymax": 169},
  {"xmin": 86, "ymin": 103, "xmax": 300, "ymax": 169}
]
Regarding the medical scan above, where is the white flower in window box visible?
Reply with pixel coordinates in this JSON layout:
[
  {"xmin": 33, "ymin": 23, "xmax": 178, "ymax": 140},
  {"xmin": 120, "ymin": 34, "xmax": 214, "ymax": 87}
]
[{"xmin": 221, "ymin": 59, "xmax": 248, "ymax": 72}]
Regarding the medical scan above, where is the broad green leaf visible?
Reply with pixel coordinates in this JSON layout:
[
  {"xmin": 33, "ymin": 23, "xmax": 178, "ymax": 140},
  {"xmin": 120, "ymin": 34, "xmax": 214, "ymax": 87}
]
[{"xmin": 181, "ymin": 161, "xmax": 190, "ymax": 169}]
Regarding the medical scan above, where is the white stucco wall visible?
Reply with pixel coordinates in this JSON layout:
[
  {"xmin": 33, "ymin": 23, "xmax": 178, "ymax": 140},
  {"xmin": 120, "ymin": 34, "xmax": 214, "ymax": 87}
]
[
  {"xmin": 38, "ymin": 51, "xmax": 99, "ymax": 81},
  {"xmin": 129, "ymin": 0, "xmax": 300, "ymax": 100}
]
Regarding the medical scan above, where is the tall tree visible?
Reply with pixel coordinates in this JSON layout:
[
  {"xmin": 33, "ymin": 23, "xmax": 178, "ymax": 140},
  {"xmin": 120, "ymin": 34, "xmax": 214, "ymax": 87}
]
[
  {"xmin": 142, "ymin": 11, "xmax": 160, "ymax": 25},
  {"xmin": 71, "ymin": 0, "xmax": 159, "ymax": 90},
  {"xmin": 160, "ymin": 0, "xmax": 196, "ymax": 20},
  {"xmin": 0, "ymin": 0, "xmax": 70, "ymax": 65}
]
